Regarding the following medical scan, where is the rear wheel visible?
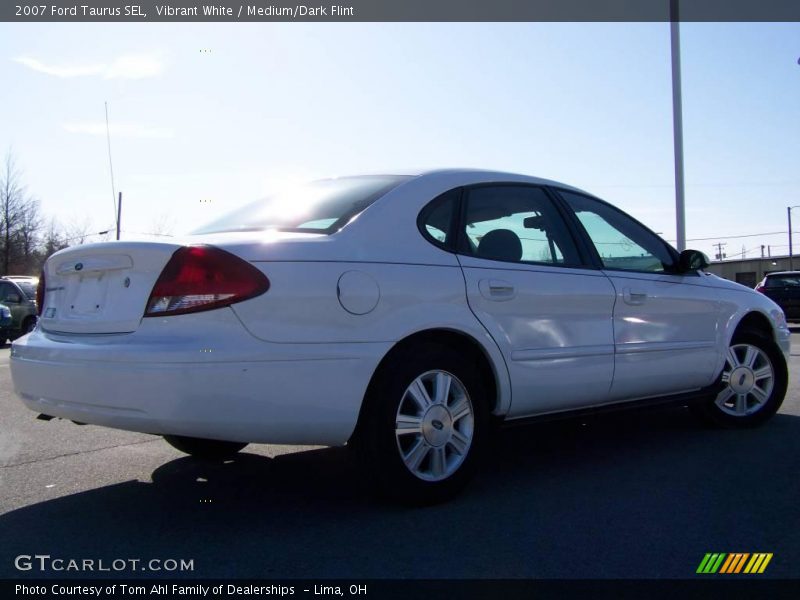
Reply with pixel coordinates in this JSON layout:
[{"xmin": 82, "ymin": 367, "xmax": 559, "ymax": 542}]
[
  {"xmin": 691, "ymin": 330, "xmax": 787, "ymax": 428},
  {"xmin": 163, "ymin": 435, "xmax": 248, "ymax": 459},
  {"xmin": 354, "ymin": 342, "xmax": 490, "ymax": 505}
]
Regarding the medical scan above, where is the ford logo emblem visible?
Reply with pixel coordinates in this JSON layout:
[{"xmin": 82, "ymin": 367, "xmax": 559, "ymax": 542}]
[{"xmin": 75, "ymin": 263, "xmax": 83, "ymax": 271}]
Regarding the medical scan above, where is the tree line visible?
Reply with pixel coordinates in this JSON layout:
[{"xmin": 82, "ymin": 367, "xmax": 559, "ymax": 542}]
[{"xmin": 0, "ymin": 150, "xmax": 98, "ymax": 276}]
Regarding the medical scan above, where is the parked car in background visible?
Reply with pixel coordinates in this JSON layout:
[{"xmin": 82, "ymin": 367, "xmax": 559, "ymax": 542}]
[
  {"xmin": 9, "ymin": 169, "xmax": 791, "ymax": 504},
  {"xmin": 2, "ymin": 276, "xmax": 39, "ymax": 303},
  {"xmin": 756, "ymin": 271, "xmax": 800, "ymax": 322},
  {"xmin": 0, "ymin": 303, "xmax": 12, "ymax": 342},
  {"xmin": 0, "ymin": 277, "xmax": 38, "ymax": 340}
]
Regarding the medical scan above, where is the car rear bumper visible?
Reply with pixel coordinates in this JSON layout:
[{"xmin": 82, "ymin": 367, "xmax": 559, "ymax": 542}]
[{"xmin": 10, "ymin": 310, "xmax": 389, "ymax": 446}]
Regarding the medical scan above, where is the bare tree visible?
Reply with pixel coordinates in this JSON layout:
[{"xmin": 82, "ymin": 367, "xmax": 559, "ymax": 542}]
[
  {"xmin": 41, "ymin": 217, "xmax": 68, "ymax": 259},
  {"xmin": 14, "ymin": 196, "xmax": 43, "ymax": 272},
  {"xmin": 149, "ymin": 211, "xmax": 176, "ymax": 237},
  {"xmin": 63, "ymin": 216, "xmax": 95, "ymax": 246},
  {"xmin": 0, "ymin": 149, "xmax": 26, "ymax": 274}
]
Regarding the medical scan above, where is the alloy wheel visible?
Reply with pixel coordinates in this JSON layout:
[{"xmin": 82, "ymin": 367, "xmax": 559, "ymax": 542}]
[
  {"xmin": 715, "ymin": 343, "xmax": 775, "ymax": 417},
  {"xmin": 394, "ymin": 370, "xmax": 474, "ymax": 482}
]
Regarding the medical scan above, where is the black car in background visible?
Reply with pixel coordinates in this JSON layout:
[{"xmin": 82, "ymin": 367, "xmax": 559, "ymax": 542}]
[{"xmin": 756, "ymin": 271, "xmax": 800, "ymax": 321}]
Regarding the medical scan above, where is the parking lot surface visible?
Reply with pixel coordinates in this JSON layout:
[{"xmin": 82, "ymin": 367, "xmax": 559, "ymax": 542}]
[{"xmin": 1, "ymin": 332, "xmax": 799, "ymax": 579}]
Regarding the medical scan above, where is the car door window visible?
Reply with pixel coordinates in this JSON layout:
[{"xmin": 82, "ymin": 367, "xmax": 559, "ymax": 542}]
[
  {"xmin": 460, "ymin": 186, "xmax": 581, "ymax": 266},
  {"xmin": 559, "ymin": 190, "xmax": 676, "ymax": 273},
  {"xmin": 418, "ymin": 188, "xmax": 460, "ymax": 249}
]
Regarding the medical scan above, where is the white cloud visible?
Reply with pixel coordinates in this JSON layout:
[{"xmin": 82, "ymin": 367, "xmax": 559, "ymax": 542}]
[
  {"xmin": 103, "ymin": 54, "xmax": 164, "ymax": 79},
  {"xmin": 13, "ymin": 56, "xmax": 105, "ymax": 78},
  {"xmin": 63, "ymin": 122, "xmax": 174, "ymax": 139},
  {"xmin": 14, "ymin": 53, "xmax": 164, "ymax": 79}
]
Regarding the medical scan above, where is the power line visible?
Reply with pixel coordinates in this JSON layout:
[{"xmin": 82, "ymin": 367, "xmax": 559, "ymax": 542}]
[{"xmin": 665, "ymin": 230, "xmax": 800, "ymax": 243}]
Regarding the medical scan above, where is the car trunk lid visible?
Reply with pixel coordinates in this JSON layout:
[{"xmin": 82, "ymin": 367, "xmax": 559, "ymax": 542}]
[{"xmin": 41, "ymin": 242, "xmax": 182, "ymax": 334}]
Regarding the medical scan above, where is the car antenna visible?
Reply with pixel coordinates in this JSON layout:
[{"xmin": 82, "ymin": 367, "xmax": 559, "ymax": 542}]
[{"xmin": 105, "ymin": 101, "xmax": 121, "ymax": 240}]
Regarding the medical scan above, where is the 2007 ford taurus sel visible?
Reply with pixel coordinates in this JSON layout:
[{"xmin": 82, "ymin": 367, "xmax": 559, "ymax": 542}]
[{"xmin": 11, "ymin": 169, "xmax": 790, "ymax": 504}]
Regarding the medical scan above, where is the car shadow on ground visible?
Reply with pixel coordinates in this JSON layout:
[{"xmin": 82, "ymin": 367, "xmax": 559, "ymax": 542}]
[{"xmin": 1, "ymin": 407, "xmax": 799, "ymax": 578}]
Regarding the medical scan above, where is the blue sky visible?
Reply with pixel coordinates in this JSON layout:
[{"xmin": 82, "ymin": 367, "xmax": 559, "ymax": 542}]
[{"xmin": 0, "ymin": 22, "xmax": 798, "ymax": 259}]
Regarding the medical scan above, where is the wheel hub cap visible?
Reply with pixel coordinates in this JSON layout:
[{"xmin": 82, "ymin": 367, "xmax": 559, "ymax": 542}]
[
  {"xmin": 729, "ymin": 366, "xmax": 755, "ymax": 394},
  {"xmin": 422, "ymin": 406, "xmax": 452, "ymax": 447}
]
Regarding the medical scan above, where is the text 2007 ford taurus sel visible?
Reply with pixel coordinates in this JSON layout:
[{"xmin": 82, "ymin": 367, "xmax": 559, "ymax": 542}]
[{"xmin": 11, "ymin": 169, "xmax": 790, "ymax": 504}]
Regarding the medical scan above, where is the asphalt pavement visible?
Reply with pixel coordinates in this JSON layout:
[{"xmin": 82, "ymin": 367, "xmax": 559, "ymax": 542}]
[{"xmin": 1, "ymin": 333, "xmax": 799, "ymax": 579}]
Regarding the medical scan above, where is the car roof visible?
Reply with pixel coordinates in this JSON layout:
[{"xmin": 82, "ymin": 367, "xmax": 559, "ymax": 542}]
[
  {"xmin": 765, "ymin": 271, "xmax": 800, "ymax": 276},
  {"xmin": 424, "ymin": 168, "xmax": 586, "ymax": 188},
  {"xmin": 340, "ymin": 169, "xmax": 591, "ymax": 195}
]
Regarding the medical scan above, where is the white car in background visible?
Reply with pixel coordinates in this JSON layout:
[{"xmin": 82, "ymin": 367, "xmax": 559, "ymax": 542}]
[{"xmin": 10, "ymin": 169, "xmax": 790, "ymax": 504}]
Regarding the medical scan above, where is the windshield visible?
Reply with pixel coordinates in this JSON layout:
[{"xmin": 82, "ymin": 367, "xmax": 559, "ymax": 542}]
[
  {"xmin": 15, "ymin": 281, "xmax": 36, "ymax": 300},
  {"xmin": 193, "ymin": 175, "xmax": 411, "ymax": 235}
]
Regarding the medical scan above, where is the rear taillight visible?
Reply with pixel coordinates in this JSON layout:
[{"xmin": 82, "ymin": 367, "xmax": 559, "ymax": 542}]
[
  {"xmin": 144, "ymin": 245, "xmax": 269, "ymax": 317},
  {"xmin": 755, "ymin": 285, "xmax": 765, "ymax": 293},
  {"xmin": 36, "ymin": 271, "xmax": 45, "ymax": 315}
]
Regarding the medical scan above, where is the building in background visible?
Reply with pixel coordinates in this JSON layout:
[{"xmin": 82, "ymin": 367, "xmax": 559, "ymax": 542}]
[{"xmin": 707, "ymin": 255, "xmax": 796, "ymax": 288}]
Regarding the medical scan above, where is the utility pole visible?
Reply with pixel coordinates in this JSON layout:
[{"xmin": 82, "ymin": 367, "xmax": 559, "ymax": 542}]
[
  {"xmin": 670, "ymin": 0, "xmax": 686, "ymax": 251},
  {"xmin": 789, "ymin": 206, "xmax": 795, "ymax": 271},
  {"xmin": 714, "ymin": 242, "xmax": 727, "ymax": 261}
]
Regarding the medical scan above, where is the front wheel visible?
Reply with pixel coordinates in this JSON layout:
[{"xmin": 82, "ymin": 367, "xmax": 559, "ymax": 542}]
[
  {"xmin": 163, "ymin": 435, "xmax": 248, "ymax": 459},
  {"xmin": 354, "ymin": 343, "xmax": 490, "ymax": 505},
  {"xmin": 691, "ymin": 330, "xmax": 787, "ymax": 428}
]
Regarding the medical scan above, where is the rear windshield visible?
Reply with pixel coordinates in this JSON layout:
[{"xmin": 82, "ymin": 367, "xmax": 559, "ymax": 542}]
[
  {"xmin": 193, "ymin": 175, "xmax": 410, "ymax": 235},
  {"xmin": 766, "ymin": 274, "xmax": 800, "ymax": 287}
]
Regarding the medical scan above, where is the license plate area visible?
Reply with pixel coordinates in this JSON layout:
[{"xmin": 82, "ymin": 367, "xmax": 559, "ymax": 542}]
[{"xmin": 68, "ymin": 273, "xmax": 110, "ymax": 316}]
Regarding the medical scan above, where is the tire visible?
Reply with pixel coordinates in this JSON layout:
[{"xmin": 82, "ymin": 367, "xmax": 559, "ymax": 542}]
[
  {"xmin": 690, "ymin": 330, "xmax": 787, "ymax": 428},
  {"xmin": 22, "ymin": 317, "xmax": 36, "ymax": 335},
  {"xmin": 163, "ymin": 435, "xmax": 248, "ymax": 459},
  {"xmin": 354, "ymin": 342, "xmax": 491, "ymax": 505}
]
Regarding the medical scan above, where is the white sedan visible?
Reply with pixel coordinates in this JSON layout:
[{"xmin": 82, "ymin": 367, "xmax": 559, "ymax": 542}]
[{"xmin": 11, "ymin": 169, "xmax": 790, "ymax": 504}]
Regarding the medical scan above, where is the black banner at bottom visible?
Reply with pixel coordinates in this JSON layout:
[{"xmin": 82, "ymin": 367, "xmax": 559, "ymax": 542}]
[{"xmin": 5, "ymin": 579, "xmax": 800, "ymax": 600}]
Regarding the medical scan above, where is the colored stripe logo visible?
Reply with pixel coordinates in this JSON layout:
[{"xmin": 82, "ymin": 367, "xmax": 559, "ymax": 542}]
[{"xmin": 696, "ymin": 553, "xmax": 773, "ymax": 574}]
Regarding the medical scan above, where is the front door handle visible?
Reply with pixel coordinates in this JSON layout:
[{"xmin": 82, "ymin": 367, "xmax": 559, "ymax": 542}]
[{"xmin": 623, "ymin": 288, "xmax": 647, "ymax": 305}]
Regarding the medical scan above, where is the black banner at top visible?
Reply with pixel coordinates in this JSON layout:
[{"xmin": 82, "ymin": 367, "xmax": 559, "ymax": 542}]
[{"xmin": 3, "ymin": 0, "xmax": 800, "ymax": 23}]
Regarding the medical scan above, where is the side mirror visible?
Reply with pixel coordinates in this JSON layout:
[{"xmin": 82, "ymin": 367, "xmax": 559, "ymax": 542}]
[
  {"xmin": 5, "ymin": 293, "xmax": 21, "ymax": 304},
  {"xmin": 678, "ymin": 249, "xmax": 710, "ymax": 273}
]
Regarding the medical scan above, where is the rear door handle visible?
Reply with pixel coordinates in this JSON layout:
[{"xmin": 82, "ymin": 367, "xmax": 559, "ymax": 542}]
[
  {"xmin": 478, "ymin": 279, "xmax": 516, "ymax": 301},
  {"xmin": 623, "ymin": 288, "xmax": 647, "ymax": 305}
]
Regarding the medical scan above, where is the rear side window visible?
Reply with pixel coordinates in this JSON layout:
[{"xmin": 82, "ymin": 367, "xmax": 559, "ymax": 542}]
[
  {"xmin": 418, "ymin": 188, "xmax": 461, "ymax": 248},
  {"xmin": 194, "ymin": 175, "xmax": 411, "ymax": 235},
  {"xmin": 766, "ymin": 275, "xmax": 800, "ymax": 287},
  {"xmin": 459, "ymin": 185, "xmax": 582, "ymax": 266}
]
